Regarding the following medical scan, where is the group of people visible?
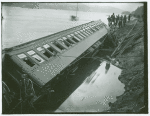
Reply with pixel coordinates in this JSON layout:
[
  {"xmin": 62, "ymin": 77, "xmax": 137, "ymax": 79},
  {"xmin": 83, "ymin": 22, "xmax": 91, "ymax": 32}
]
[{"xmin": 107, "ymin": 13, "xmax": 131, "ymax": 28}]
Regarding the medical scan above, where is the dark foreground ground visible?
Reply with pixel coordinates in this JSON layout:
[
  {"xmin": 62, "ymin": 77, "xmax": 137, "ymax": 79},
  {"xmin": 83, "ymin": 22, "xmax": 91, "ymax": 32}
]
[{"xmin": 103, "ymin": 20, "xmax": 146, "ymax": 113}]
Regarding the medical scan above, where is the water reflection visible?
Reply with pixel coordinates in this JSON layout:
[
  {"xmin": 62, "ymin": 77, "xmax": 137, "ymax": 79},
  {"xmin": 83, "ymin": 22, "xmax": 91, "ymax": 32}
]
[{"xmin": 55, "ymin": 61, "xmax": 125, "ymax": 112}]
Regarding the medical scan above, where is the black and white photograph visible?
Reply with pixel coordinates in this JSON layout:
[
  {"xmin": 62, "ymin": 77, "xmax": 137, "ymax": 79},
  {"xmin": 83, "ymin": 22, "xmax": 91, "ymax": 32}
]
[{"xmin": 2, "ymin": 2, "xmax": 147, "ymax": 114}]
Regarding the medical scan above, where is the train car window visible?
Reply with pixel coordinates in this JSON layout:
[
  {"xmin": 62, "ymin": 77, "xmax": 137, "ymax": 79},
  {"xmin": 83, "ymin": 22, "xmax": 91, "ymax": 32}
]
[
  {"xmin": 64, "ymin": 38, "xmax": 72, "ymax": 44},
  {"xmin": 23, "ymin": 57, "xmax": 35, "ymax": 67},
  {"xmin": 93, "ymin": 26, "xmax": 98, "ymax": 30},
  {"xmin": 81, "ymin": 30, "xmax": 89, "ymax": 36},
  {"xmin": 42, "ymin": 50, "xmax": 52, "ymax": 58},
  {"xmin": 18, "ymin": 54, "xmax": 35, "ymax": 67},
  {"xmin": 52, "ymin": 41, "xmax": 66, "ymax": 51},
  {"xmin": 27, "ymin": 50, "xmax": 35, "ymax": 55},
  {"xmin": 67, "ymin": 35, "xmax": 72, "ymax": 38},
  {"xmin": 83, "ymin": 30, "xmax": 89, "ymax": 36},
  {"xmin": 70, "ymin": 34, "xmax": 81, "ymax": 42},
  {"xmin": 66, "ymin": 35, "xmax": 76, "ymax": 43},
  {"xmin": 70, "ymin": 34, "xmax": 80, "ymax": 43},
  {"xmin": 80, "ymin": 30, "xmax": 88, "ymax": 36},
  {"xmin": 74, "ymin": 32, "xmax": 83, "ymax": 40},
  {"xmin": 86, "ymin": 27, "xmax": 92, "ymax": 34},
  {"xmin": 78, "ymin": 32, "xmax": 85, "ymax": 38},
  {"xmin": 78, "ymin": 31, "xmax": 86, "ymax": 38},
  {"xmin": 43, "ymin": 44, "xmax": 50, "ymax": 49},
  {"xmin": 95, "ymin": 26, "xmax": 99, "ymax": 29},
  {"xmin": 85, "ymin": 28, "xmax": 90, "ymax": 33},
  {"xmin": 48, "ymin": 47, "xmax": 57, "ymax": 55},
  {"xmin": 43, "ymin": 44, "xmax": 57, "ymax": 55},
  {"xmin": 17, "ymin": 54, "xmax": 27, "ymax": 59},
  {"xmin": 64, "ymin": 36, "xmax": 75, "ymax": 44},
  {"xmin": 32, "ymin": 54, "xmax": 45, "ymax": 63},
  {"xmin": 76, "ymin": 31, "xmax": 85, "ymax": 38},
  {"xmin": 92, "ymin": 26, "xmax": 97, "ymax": 31},
  {"xmin": 59, "ymin": 38, "xmax": 71, "ymax": 47},
  {"xmin": 90, "ymin": 27, "xmax": 95, "ymax": 32},
  {"xmin": 37, "ymin": 47, "xmax": 52, "ymax": 58},
  {"xmin": 37, "ymin": 47, "xmax": 43, "ymax": 51},
  {"xmin": 27, "ymin": 50, "xmax": 45, "ymax": 63}
]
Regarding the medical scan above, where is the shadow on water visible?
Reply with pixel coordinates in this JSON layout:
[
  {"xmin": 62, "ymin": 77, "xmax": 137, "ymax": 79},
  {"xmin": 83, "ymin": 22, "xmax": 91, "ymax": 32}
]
[
  {"xmin": 35, "ymin": 58, "xmax": 125, "ymax": 113},
  {"xmin": 55, "ymin": 61, "xmax": 124, "ymax": 112},
  {"xmin": 35, "ymin": 59, "xmax": 101, "ymax": 113}
]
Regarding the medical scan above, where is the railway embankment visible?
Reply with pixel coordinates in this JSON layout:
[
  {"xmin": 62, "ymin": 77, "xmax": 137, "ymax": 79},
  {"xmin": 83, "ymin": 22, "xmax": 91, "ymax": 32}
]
[{"xmin": 105, "ymin": 20, "xmax": 145, "ymax": 113}]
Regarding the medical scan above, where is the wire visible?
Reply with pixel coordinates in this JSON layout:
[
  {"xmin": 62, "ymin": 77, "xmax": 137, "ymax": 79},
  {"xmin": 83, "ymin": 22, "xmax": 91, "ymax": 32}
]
[{"xmin": 111, "ymin": 20, "xmax": 138, "ymax": 57}]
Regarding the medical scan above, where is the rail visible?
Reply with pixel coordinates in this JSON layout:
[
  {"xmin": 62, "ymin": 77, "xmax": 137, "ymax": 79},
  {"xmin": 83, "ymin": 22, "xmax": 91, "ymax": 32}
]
[{"xmin": 111, "ymin": 20, "xmax": 138, "ymax": 57}]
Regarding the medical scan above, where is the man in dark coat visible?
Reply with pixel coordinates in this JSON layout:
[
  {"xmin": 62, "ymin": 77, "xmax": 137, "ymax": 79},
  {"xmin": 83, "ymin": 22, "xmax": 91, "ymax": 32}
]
[
  {"xmin": 118, "ymin": 15, "xmax": 122, "ymax": 28},
  {"xmin": 115, "ymin": 15, "xmax": 119, "ymax": 27},
  {"xmin": 111, "ymin": 13, "xmax": 115, "ymax": 26},
  {"xmin": 128, "ymin": 14, "xmax": 131, "ymax": 22},
  {"xmin": 121, "ymin": 15, "xmax": 124, "ymax": 26},
  {"xmin": 107, "ymin": 15, "xmax": 111, "ymax": 27},
  {"xmin": 123, "ymin": 15, "xmax": 127, "ymax": 26}
]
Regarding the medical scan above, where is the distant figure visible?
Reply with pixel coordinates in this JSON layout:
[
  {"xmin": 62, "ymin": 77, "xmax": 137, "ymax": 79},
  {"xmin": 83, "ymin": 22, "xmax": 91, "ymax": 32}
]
[
  {"xmin": 115, "ymin": 15, "xmax": 119, "ymax": 27},
  {"xmin": 128, "ymin": 14, "xmax": 131, "ymax": 22},
  {"xmin": 118, "ymin": 16, "xmax": 122, "ymax": 28},
  {"xmin": 105, "ymin": 62, "xmax": 110, "ymax": 73},
  {"xmin": 114, "ymin": 15, "xmax": 117, "ymax": 27},
  {"xmin": 121, "ymin": 15, "xmax": 123, "ymax": 26},
  {"xmin": 123, "ymin": 15, "xmax": 127, "ymax": 26},
  {"xmin": 107, "ymin": 15, "xmax": 111, "ymax": 27},
  {"xmin": 111, "ymin": 13, "xmax": 115, "ymax": 26}
]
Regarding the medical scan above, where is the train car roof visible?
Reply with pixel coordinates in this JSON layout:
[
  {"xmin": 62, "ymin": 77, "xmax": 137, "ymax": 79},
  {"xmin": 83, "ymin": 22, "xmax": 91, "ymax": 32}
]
[{"xmin": 3, "ymin": 20, "xmax": 108, "ymax": 87}]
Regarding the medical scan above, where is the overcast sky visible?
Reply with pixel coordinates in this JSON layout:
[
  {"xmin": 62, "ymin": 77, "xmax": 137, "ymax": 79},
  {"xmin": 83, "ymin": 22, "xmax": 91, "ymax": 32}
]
[{"xmin": 84, "ymin": 3, "xmax": 143, "ymax": 12}]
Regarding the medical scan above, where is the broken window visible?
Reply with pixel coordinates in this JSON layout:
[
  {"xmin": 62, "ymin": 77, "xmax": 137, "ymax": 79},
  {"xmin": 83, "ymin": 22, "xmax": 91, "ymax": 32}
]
[
  {"xmin": 52, "ymin": 41, "xmax": 66, "ymax": 51},
  {"xmin": 77, "ymin": 31, "xmax": 86, "ymax": 38},
  {"xmin": 27, "ymin": 50, "xmax": 45, "ymax": 63},
  {"xmin": 59, "ymin": 38, "xmax": 71, "ymax": 47},
  {"xmin": 74, "ymin": 32, "xmax": 84, "ymax": 40},
  {"xmin": 37, "ymin": 47, "xmax": 52, "ymax": 58},
  {"xmin": 32, "ymin": 54, "xmax": 45, "ymax": 63},
  {"xmin": 43, "ymin": 44, "xmax": 57, "ymax": 55},
  {"xmin": 70, "ymin": 34, "xmax": 81, "ymax": 42},
  {"xmin": 64, "ymin": 36, "xmax": 75, "ymax": 44},
  {"xmin": 17, "ymin": 54, "xmax": 35, "ymax": 67}
]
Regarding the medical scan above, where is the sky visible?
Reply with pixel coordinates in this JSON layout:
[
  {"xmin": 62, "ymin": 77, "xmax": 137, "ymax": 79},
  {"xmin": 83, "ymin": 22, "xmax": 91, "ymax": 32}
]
[{"xmin": 84, "ymin": 3, "xmax": 144, "ymax": 12}]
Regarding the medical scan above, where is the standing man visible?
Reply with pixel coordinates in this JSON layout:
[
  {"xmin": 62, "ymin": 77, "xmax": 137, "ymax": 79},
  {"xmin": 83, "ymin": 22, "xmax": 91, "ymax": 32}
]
[
  {"xmin": 114, "ymin": 15, "xmax": 117, "ymax": 27},
  {"xmin": 115, "ymin": 15, "xmax": 119, "ymax": 27},
  {"xmin": 121, "ymin": 15, "xmax": 123, "ymax": 27},
  {"xmin": 111, "ymin": 13, "xmax": 115, "ymax": 26},
  {"xmin": 107, "ymin": 15, "xmax": 111, "ymax": 27},
  {"xmin": 123, "ymin": 15, "xmax": 127, "ymax": 26},
  {"xmin": 128, "ymin": 14, "xmax": 131, "ymax": 22},
  {"xmin": 118, "ymin": 15, "xmax": 122, "ymax": 28}
]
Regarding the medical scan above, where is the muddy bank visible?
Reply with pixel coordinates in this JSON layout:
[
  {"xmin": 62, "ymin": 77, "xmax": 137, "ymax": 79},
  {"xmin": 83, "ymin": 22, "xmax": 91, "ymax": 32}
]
[{"xmin": 101, "ymin": 20, "xmax": 145, "ymax": 113}]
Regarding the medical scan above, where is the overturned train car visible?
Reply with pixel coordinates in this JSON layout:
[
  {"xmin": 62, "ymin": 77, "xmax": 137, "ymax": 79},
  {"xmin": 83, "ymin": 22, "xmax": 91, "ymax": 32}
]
[{"xmin": 2, "ymin": 20, "xmax": 108, "ymax": 113}]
